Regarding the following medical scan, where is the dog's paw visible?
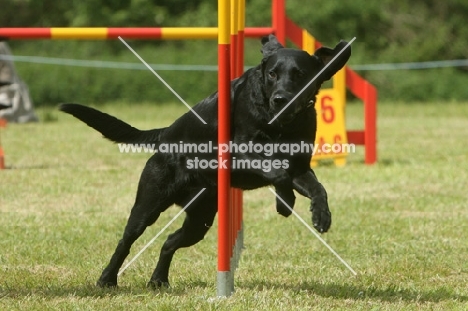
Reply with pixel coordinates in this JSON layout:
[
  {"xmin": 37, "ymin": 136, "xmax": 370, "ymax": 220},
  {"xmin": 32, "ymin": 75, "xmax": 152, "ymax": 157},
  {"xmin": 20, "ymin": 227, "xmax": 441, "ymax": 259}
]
[
  {"xmin": 276, "ymin": 190, "xmax": 295, "ymax": 217},
  {"xmin": 96, "ymin": 279, "xmax": 118, "ymax": 288},
  {"xmin": 147, "ymin": 279, "xmax": 170, "ymax": 289},
  {"xmin": 96, "ymin": 270, "xmax": 118, "ymax": 288},
  {"xmin": 311, "ymin": 198, "xmax": 331, "ymax": 233}
]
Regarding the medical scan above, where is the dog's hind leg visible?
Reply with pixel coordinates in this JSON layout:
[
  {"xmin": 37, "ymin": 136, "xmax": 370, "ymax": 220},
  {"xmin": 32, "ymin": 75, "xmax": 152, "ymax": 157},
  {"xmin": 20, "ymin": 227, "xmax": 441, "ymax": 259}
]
[
  {"xmin": 96, "ymin": 166, "xmax": 175, "ymax": 288},
  {"xmin": 147, "ymin": 192, "xmax": 217, "ymax": 289},
  {"xmin": 96, "ymin": 213, "xmax": 156, "ymax": 287}
]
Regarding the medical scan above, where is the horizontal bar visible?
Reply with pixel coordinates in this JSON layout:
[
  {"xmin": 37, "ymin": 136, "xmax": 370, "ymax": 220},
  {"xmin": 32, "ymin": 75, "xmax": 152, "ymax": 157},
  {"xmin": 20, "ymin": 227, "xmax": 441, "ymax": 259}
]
[
  {"xmin": 0, "ymin": 27, "xmax": 273, "ymax": 40},
  {"xmin": 347, "ymin": 130, "xmax": 365, "ymax": 145},
  {"xmin": 345, "ymin": 67, "xmax": 366, "ymax": 100},
  {"xmin": 107, "ymin": 28, "xmax": 162, "ymax": 39},
  {"xmin": 245, "ymin": 27, "xmax": 274, "ymax": 37},
  {"xmin": 162, "ymin": 28, "xmax": 217, "ymax": 40},
  {"xmin": 0, "ymin": 28, "xmax": 51, "ymax": 39},
  {"xmin": 51, "ymin": 28, "xmax": 107, "ymax": 39}
]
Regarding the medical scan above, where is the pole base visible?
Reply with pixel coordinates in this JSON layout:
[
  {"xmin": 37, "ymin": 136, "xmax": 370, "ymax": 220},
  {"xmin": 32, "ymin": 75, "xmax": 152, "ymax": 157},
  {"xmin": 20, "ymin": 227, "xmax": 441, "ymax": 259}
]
[{"xmin": 217, "ymin": 271, "xmax": 234, "ymax": 297}]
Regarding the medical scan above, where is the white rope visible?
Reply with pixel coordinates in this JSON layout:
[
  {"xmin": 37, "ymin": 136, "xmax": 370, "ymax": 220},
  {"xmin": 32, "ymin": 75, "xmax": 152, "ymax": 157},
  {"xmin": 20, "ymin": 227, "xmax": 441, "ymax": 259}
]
[{"xmin": 3, "ymin": 54, "xmax": 466, "ymax": 72}]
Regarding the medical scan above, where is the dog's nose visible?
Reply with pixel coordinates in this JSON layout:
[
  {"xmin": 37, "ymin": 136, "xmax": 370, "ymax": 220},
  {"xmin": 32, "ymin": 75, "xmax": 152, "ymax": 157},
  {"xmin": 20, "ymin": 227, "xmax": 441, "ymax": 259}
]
[{"xmin": 272, "ymin": 95, "xmax": 288, "ymax": 106}]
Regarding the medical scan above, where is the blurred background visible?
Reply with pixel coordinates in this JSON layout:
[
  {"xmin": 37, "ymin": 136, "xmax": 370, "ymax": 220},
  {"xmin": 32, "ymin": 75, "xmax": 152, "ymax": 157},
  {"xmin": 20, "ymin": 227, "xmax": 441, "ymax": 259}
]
[{"xmin": 1, "ymin": 0, "xmax": 467, "ymax": 107}]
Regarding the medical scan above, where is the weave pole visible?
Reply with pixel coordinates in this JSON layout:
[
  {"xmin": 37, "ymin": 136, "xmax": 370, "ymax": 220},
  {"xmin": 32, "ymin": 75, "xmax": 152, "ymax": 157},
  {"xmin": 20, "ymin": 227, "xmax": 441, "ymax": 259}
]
[
  {"xmin": 217, "ymin": 0, "xmax": 233, "ymax": 297},
  {"xmin": 229, "ymin": 0, "xmax": 245, "ymax": 278},
  {"xmin": 231, "ymin": 0, "xmax": 245, "ymax": 278}
]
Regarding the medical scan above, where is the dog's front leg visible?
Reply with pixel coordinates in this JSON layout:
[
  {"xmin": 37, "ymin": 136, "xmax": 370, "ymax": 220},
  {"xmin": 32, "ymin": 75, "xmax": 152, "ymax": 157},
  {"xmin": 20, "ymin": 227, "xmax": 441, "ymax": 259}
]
[
  {"xmin": 269, "ymin": 172, "xmax": 295, "ymax": 217},
  {"xmin": 292, "ymin": 169, "xmax": 331, "ymax": 233},
  {"xmin": 234, "ymin": 153, "xmax": 295, "ymax": 216}
]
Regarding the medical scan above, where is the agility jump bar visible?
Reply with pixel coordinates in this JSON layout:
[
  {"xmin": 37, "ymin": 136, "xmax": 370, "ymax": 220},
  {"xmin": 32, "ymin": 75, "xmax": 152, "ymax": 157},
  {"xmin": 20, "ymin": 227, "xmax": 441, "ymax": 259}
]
[{"xmin": 0, "ymin": 27, "xmax": 273, "ymax": 40}]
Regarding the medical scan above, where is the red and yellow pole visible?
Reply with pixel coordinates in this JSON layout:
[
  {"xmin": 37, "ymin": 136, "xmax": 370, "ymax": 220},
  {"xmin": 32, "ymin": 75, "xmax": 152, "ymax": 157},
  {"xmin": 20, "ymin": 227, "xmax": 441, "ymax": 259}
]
[
  {"xmin": 217, "ymin": 0, "xmax": 233, "ymax": 297},
  {"xmin": 236, "ymin": 0, "xmax": 245, "ymax": 77},
  {"xmin": 0, "ymin": 27, "xmax": 220, "ymax": 40},
  {"xmin": 233, "ymin": 0, "xmax": 245, "ymax": 268},
  {"xmin": 0, "ymin": 27, "xmax": 276, "ymax": 40},
  {"xmin": 229, "ymin": 0, "xmax": 238, "ymax": 264}
]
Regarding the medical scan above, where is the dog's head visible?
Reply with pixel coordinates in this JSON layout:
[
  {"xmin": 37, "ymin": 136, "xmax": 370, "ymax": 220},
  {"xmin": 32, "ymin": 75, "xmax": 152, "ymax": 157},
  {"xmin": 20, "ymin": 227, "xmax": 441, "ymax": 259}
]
[{"xmin": 260, "ymin": 35, "xmax": 351, "ymax": 124}]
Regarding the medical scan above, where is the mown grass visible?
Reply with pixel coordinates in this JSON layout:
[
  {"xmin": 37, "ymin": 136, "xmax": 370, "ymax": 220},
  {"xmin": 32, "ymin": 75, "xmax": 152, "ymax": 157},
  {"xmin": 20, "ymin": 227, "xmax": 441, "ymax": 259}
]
[{"xmin": 0, "ymin": 101, "xmax": 467, "ymax": 310}]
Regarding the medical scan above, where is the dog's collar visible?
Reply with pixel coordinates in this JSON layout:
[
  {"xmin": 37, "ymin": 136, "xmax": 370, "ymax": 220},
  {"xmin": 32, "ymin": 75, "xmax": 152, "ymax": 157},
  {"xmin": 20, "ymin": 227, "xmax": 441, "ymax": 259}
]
[{"xmin": 294, "ymin": 99, "xmax": 315, "ymax": 117}]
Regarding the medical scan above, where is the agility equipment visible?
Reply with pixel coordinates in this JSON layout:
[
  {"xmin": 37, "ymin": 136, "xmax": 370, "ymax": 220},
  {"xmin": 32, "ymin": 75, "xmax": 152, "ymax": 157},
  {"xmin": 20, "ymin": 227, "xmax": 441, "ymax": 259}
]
[{"xmin": 0, "ymin": 0, "xmax": 377, "ymax": 298}]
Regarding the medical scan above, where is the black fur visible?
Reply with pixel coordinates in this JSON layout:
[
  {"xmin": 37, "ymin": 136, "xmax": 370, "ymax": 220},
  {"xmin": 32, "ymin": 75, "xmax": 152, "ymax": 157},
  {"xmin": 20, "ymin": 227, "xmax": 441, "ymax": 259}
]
[{"xmin": 59, "ymin": 35, "xmax": 351, "ymax": 288}]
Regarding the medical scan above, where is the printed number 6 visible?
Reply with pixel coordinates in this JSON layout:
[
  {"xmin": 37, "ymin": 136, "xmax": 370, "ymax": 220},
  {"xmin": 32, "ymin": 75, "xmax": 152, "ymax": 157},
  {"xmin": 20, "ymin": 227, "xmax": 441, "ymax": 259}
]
[{"xmin": 321, "ymin": 95, "xmax": 335, "ymax": 123}]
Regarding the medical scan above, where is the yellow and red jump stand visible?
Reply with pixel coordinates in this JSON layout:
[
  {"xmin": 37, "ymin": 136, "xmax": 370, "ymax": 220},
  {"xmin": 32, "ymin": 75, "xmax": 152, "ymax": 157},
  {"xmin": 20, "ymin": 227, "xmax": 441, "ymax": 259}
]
[
  {"xmin": 271, "ymin": 0, "xmax": 377, "ymax": 166},
  {"xmin": 301, "ymin": 31, "xmax": 349, "ymax": 167}
]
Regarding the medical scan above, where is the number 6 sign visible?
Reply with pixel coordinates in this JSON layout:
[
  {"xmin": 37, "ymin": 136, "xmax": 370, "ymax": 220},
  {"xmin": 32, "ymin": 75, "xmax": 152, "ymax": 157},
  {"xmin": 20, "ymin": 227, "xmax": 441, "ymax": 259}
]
[
  {"xmin": 320, "ymin": 94, "xmax": 335, "ymax": 123},
  {"xmin": 311, "ymin": 88, "xmax": 349, "ymax": 167}
]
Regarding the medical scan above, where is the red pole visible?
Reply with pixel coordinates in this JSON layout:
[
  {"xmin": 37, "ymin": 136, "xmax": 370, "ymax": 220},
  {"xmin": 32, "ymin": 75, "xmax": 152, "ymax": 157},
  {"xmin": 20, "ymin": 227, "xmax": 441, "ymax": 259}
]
[
  {"xmin": 217, "ymin": 0, "xmax": 231, "ymax": 275},
  {"xmin": 236, "ymin": 0, "xmax": 245, "ymax": 77},
  {"xmin": 272, "ymin": 0, "xmax": 286, "ymax": 44},
  {"xmin": 235, "ymin": 0, "xmax": 245, "ymax": 247},
  {"xmin": 0, "ymin": 145, "xmax": 4, "ymax": 169},
  {"xmin": 229, "ymin": 0, "xmax": 238, "ymax": 261},
  {"xmin": 364, "ymin": 82, "xmax": 377, "ymax": 164}
]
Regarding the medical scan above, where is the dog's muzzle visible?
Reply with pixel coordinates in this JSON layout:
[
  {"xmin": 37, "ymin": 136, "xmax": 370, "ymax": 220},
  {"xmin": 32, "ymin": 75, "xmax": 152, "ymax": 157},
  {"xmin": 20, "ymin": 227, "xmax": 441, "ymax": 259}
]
[{"xmin": 273, "ymin": 98, "xmax": 314, "ymax": 125}]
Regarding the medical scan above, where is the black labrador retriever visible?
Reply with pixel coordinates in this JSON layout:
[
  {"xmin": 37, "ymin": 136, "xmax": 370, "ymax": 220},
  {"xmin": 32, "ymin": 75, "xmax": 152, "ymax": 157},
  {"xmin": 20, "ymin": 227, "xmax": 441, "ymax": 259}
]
[{"xmin": 60, "ymin": 34, "xmax": 351, "ymax": 288}]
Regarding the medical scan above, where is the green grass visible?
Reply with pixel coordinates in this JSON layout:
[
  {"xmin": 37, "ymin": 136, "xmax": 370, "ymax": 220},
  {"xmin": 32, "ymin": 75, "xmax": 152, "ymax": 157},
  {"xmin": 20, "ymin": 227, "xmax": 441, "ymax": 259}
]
[{"xmin": 1, "ymin": 101, "xmax": 468, "ymax": 310}]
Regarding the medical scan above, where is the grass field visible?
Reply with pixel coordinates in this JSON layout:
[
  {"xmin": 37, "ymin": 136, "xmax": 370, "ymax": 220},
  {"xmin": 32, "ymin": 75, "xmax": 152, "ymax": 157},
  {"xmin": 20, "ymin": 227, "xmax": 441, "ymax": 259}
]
[{"xmin": 1, "ymin": 101, "xmax": 467, "ymax": 310}]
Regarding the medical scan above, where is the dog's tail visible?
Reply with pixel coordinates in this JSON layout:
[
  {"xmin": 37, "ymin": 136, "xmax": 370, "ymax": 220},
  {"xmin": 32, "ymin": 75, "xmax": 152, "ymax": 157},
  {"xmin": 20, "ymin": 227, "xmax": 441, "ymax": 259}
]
[{"xmin": 59, "ymin": 103, "xmax": 163, "ymax": 144}]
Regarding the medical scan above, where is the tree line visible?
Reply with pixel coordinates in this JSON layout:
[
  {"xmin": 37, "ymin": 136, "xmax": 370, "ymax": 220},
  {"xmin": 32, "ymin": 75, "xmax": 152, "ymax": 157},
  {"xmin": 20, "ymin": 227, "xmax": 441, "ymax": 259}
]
[{"xmin": 1, "ymin": 0, "xmax": 467, "ymax": 104}]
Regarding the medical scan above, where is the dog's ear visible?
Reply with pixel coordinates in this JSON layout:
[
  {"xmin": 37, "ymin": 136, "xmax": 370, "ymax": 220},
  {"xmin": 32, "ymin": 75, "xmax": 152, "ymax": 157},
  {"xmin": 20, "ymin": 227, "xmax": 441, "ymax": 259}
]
[
  {"xmin": 260, "ymin": 34, "xmax": 284, "ymax": 58},
  {"xmin": 314, "ymin": 41, "xmax": 351, "ymax": 81}
]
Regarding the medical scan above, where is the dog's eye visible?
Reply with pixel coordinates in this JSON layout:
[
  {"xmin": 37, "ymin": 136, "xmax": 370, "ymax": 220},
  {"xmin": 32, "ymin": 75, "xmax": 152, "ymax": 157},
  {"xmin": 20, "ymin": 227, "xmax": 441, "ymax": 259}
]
[
  {"xmin": 296, "ymin": 71, "xmax": 305, "ymax": 80},
  {"xmin": 268, "ymin": 71, "xmax": 277, "ymax": 79}
]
